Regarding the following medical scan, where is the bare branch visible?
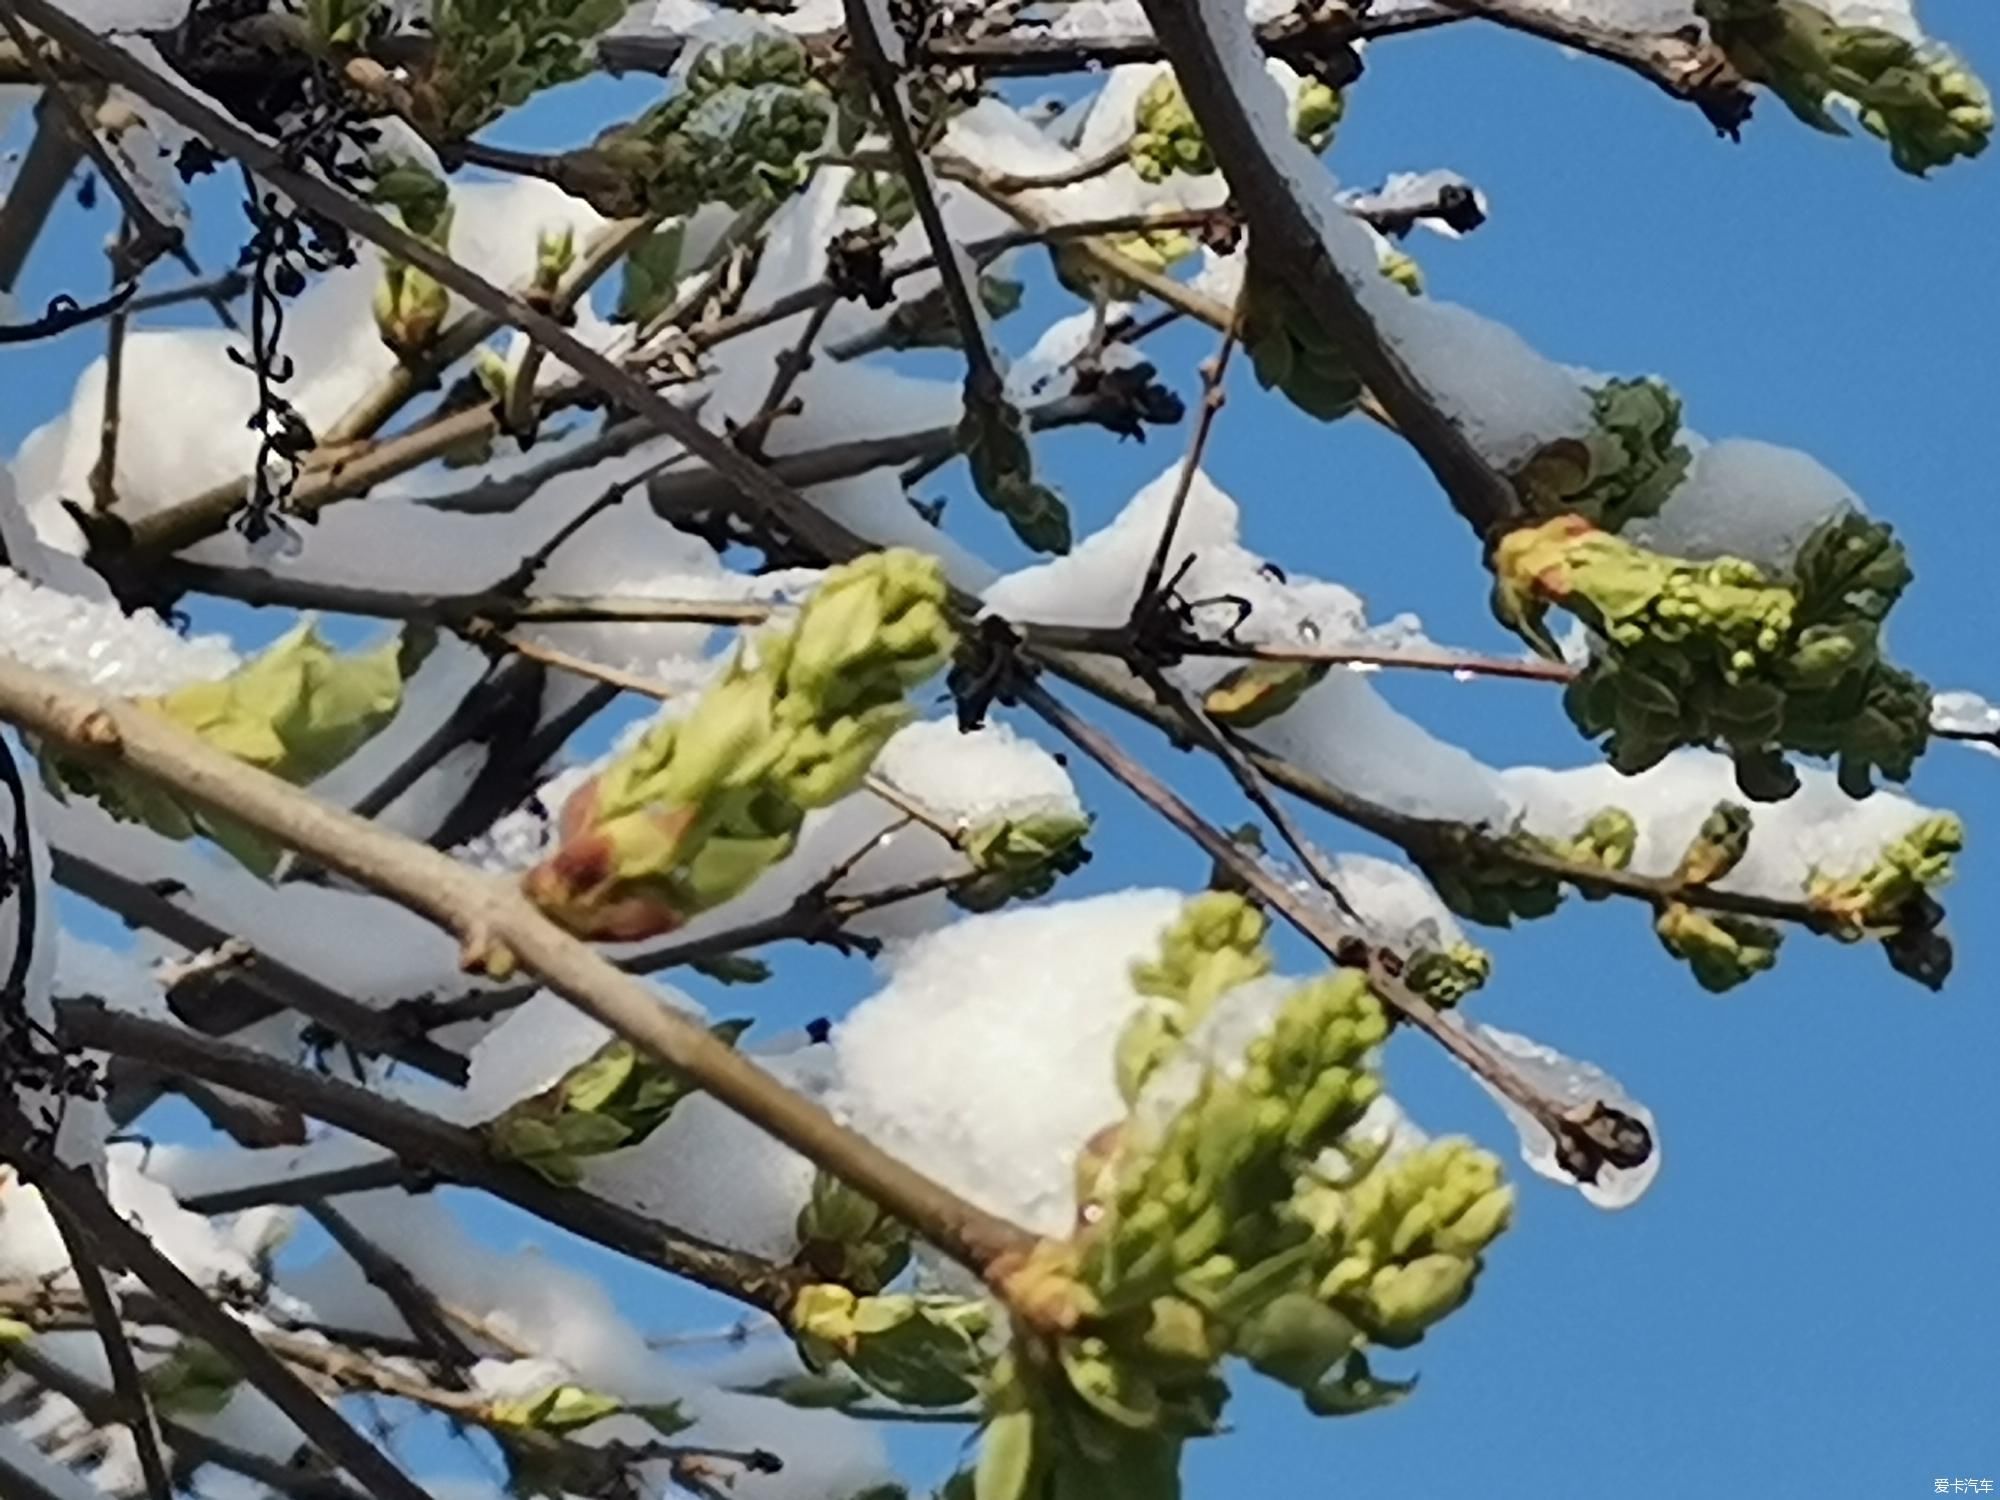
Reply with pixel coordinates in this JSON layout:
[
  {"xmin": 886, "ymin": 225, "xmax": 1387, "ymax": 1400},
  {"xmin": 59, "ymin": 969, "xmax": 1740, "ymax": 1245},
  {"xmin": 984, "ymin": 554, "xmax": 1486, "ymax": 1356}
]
[
  {"xmin": 4, "ymin": 1340, "xmax": 371, "ymax": 1500},
  {"xmin": 0, "ymin": 92, "xmax": 85, "ymax": 294},
  {"xmin": 54, "ymin": 998, "xmax": 814, "ymax": 1316},
  {"xmin": 844, "ymin": 0, "xmax": 1002, "ymax": 402},
  {"xmin": 1136, "ymin": 0, "xmax": 1522, "ymax": 537},
  {"xmin": 1433, "ymin": 0, "xmax": 1754, "ymax": 133},
  {"xmin": 0, "ymin": 650, "xmax": 1037, "ymax": 1284},
  {"xmin": 0, "ymin": 5, "xmax": 179, "ymax": 279},
  {"xmin": 49, "ymin": 844, "xmax": 471, "ymax": 1083},
  {"xmin": 14, "ymin": 0, "xmax": 866, "ymax": 573},
  {"xmin": 306, "ymin": 1204, "xmax": 477, "ymax": 1377},
  {"xmin": 44, "ymin": 1205, "xmax": 174, "ymax": 1500},
  {"xmin": 1015, "ymin": 675, "xmax": 1651, "ymax": 1186},
  {"xmin": 0, "ymin": 1136, "xmax": 435, "ymax": 1500}
]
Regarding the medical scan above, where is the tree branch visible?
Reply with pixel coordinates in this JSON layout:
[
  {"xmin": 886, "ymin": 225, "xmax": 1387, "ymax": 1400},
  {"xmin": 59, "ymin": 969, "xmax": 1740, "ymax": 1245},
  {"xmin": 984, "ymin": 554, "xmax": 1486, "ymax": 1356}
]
[
  {"xmin": 1, "ymin": 1341, "xmax": 371, "ymax": 1500},
  {"xmin": 0, "ymin": 5, "xmax": 180, "ymax": 280},
  {"xmin": 54, "ymin": 998, "xmax": 814, "ymax": 1317},
  {"xmin": 0, "ymin": 92, "xmax": 83, "ymax": 294},
  {"xmin": 1433, "ymin": 0, "xmax": 1754, "ymax": 133},
  {"xmin": 0, "ymin": 654, "xmax": 1036, "ymax": 1285},
  {"xmin": 49, "ymin": 844, "xmax": 471, "ymax": 1083},
  {"xmin": 13, "ymin": 0, "xmax": 866, "ymax": 572},
  {"xmin": 844, "ymin": 0, "xmax": 1002, "ymax": 404},
  {"xmin": 1135, "ymin": 0, "xmax": 1521, "ymax": 537},
  {"xmin": 1014, "ymin": 675, "xmax": 1651, "ymax": 1186},
  {"xmin": 0, "ymin": 1133, "xmax": 435, "ymax": 1500},
  {"xmin": 44, "ymin": 1205, "xmax": 174, "ymax": 1500}
]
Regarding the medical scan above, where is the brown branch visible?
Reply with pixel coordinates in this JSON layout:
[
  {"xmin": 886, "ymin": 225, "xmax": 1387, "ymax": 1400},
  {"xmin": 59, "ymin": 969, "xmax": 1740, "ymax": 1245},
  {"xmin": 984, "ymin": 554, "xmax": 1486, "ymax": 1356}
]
[
  {"xmin": 2, "ymin": 1341, "xmax": 371, "ymax": 1500},
  {"xmin": 1031, "ymin": 645, "xmax": 1830, "ymax": 929},
  {"xmin": 0, "ymin": 6, "xmax": 179, "ymax": 280},
  {"xmin": 1432, "ymin": 0, "xmax": 1753, "ymax": 133},
  {"xmin": 0, "ymin": 92, "xmax": 83, "ymax": 294},
  {"xmin": 0, "ymin": 655, "xmax": 1036, "ymax": 1281},
  {"xmin": 0, "ymin": 1133, "xmax": 435, "ymax": 1500},
  {"xmin": 502, "ymin": 215, "xmax": 656, "ymax": 440},
  {"xmin": 671, "ymin": 206, "xmax": 1219, "ymax": 364},
  {"xmin": 319, "ymin": 215, "xmax": 650, "ymax": 453},
  {"xmin": 407, "ymin": 414, "xmax": 665, "ymax": 515},
  {"xmin": 163, "ymin": 562, "xmax": 778, "ymax": 629},
  {"xmin": 125, "ymin": 267, "xmax": 250, "ymax": 316},
  {"xmin": 404, "ymin": 870, "xmax": 965, "ymax": 1034},
  {"xmin": 10, "ymin": 0, "xmax": 864, "ymax": 574},
  {"xmin": 54, "ymin": 998, "xmax": 815, "ymax": 1316},
  {"xmin": 87, "ymin": 254, "xmax": 130, "ymax": 513},
  {"xmin": 1137, "ymin": 315, "xmax": 1239, "ymax": 612},
  {"xmin": 306, "ymin": 1204, "xmax": 477, "ymax": 1378},
  {"xmin": 845, "ymin": 0, "xmax": 1002, "ymax": 403},
  {"xmin": 585, "ymin": 6, "xmax": 1464, "ymax": 80},
  {"xmin": 645, "ymin": 385, "xmax": 1161, "ymax": 524},
  {"xmin": 44, "ymin": 1204, "xmax": 174, "ymax": 1500},
  {"xmin": 180, "ymin": 1159, "xmax": 415, "ymax": 1215},
  {"xmin": 1134, "ymin": 0, "xmax": 1521, "ymax": 537},
  {"xmin": 1014, "ymin": 675, "xmax": 1650, "ymax": 1185},
  {"xmin": 49, "ymin": 844, "xmax": 471, "ymax": 1083},
  {"xmin": 730, "ymin": 295, "xmax": 835, "ymax": 457},
  {"xmin": 1020, "ymin": 622, "xmax": 1580, "ymax": 684}
]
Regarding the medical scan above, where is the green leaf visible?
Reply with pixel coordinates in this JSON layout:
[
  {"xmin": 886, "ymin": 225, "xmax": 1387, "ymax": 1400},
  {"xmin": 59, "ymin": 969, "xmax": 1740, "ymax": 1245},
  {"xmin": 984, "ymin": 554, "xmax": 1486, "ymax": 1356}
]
[
  {"xmin": 43, "ymin": 624, "xmax": 418, "ymax": 875},
  {"xmin": 615, "ymin": 222, "xmax": 687, "ymax": 324},
  {"xmin": 743, "ymin": 1371, "xmax": 872, "ymax": 1409},
  {"xmin": 958, "ymin": 395, "xmax": 1073, "ymax": 555},
  {"xmin": 488, "ymin": 1383, "xmax": 624, "ymax": 1433},
  {"xmin": 633, "ymin": 1400, "xmax": 692, "ymax": 1436},
  {"xmin": 369, "ymin": 161, "xmax": 451, "ymax": 240},
  {"xmin": 975, "ymin": 1406, "xmax": 1039, "ymax": 1500}
]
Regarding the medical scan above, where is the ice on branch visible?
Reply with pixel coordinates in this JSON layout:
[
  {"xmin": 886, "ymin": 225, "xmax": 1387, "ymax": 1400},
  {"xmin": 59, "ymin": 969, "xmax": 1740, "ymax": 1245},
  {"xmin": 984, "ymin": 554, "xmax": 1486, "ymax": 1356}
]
[
  {"xmin": 1933, "ymin": 689, "xmax": 2000, "ymax": 756},
  {"xmin": 1461, "ymin": 1022, "xmax": 1661, "ymax": 1209}
]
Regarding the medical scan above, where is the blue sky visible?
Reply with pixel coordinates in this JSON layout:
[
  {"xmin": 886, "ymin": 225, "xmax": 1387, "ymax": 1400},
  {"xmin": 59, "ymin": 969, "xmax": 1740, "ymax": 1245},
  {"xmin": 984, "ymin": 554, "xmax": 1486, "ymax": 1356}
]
[{"xmin": 5, "ymin": 5, "xmax": 1999, "ymax": 1497}]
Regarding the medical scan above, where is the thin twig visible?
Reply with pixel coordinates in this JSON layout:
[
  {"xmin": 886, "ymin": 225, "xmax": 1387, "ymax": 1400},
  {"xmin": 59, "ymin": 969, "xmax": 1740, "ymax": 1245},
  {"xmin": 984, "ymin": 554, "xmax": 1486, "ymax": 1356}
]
[
  {"xmin": 1019, "ymin": 622, "xmax": 1581, "ymax": 684},
  {"xmin": 2, "ymin": 1341, "xmax": 371, "ymax": 1500},
  {"xmin": 1015, "ymin": 675, "xmax": 1651, "ymax": 1185},
  {"xmin": 845, "ymin": 0, "xmax": 1002, "ymax": 402},
  {"xmin": 1135, "ymin": 313, "xmax": 1239, "ymax": 614},
  {"xmin": 0, "ymin": 4, "xmax": 179, "ymax": 279},
  {"xmin": 1431, "ymin": 0, "xmax": 1753, "ymax": 132},
  {"xmin": 502, "ymin": 215, "xmax": 656, "ymax": 439},
  {"xmin": 1, "ymin": 1137, "xmax": 435, "ymax": 1500},
  {"xmin": 0, "ymin": 647, "xmax": 1038, "ymax": 1284},
  {"xmin": 1135, "ymin": 0, "xmax": 1521, "ymax": 535},
  {"xmin": 54, "ymin": 999, "xmax": 814, "ymax": 1315},
  {"xmin": 44, "ymin": 1205, "xmax": 174, "ymax": 1500},
  {"xmin": 731, "ymin": 295, "xmax": 835, "ymax": 456},
  {"xmin": 48, "ymin": 844, "xmax": 471, "ymax": 1082},
  {"xmin": 321, "ymin": 215, "xmax": 651, "ymax": 451},
  {"xmin": 12, "ymin": 4, "xmax": 864, "ymax": 576},
  {"xmin": 87, "ymin": 239, "xmax": 131, "ymax": 512},
  {"xmin": 306, "ymin": 1204, "xmax": 477, "ymax": 1378}
]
